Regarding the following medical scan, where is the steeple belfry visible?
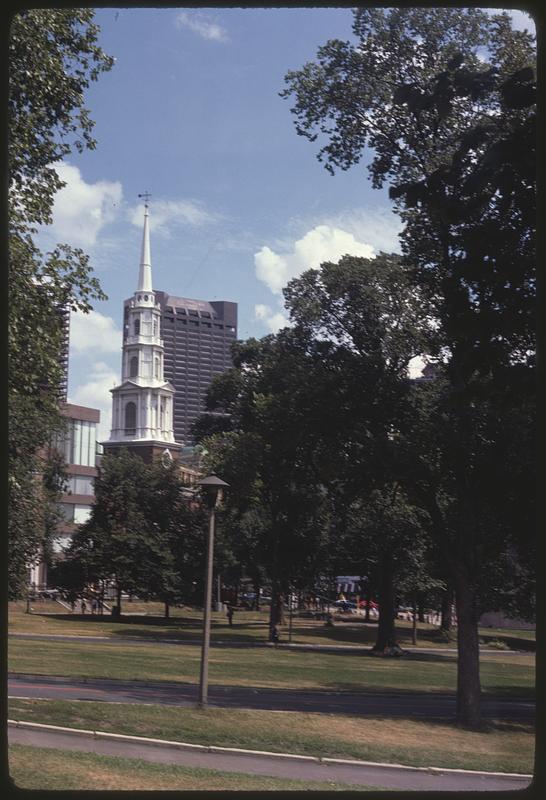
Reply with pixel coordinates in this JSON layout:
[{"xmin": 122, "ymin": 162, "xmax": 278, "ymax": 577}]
[{"xmin": 103, "ymin": 195, "xmax": 182, "ymax": 462}]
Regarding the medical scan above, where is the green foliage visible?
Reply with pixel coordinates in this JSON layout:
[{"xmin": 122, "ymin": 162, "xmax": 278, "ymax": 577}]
[
  {"xmin": 199, "ymin": 333, "xmax": 338, "ymax": 609},
  {"xmin": 282, "ymin": 7, "xmax": 535, "ymax": 720},
  {"xmin": 8, "ymin": 9, "xmax": 112, "ymax": 596},
  {"xmin": 50, "ymin": 451, "xmax": 208, "ymax": 609},
  {"xmin": 9, "ymin": 9, "xmax": 114, "ymax": 231}
]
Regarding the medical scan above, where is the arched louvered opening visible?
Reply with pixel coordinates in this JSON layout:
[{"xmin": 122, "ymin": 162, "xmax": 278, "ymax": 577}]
[{"xmin": 124, "ymin": 401, "xmax": 136, "ymax": 435}]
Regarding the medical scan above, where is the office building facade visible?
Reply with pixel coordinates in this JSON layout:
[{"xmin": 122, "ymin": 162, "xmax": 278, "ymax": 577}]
[
  {"xmin": 138, "ymin": 293, "xmax": 237, "ymax": 444},
  {"xmin": 56, "ymin": 304, "xmax": 70, "ymax": 402},
  {"xmin": 29, "ymin": 403, "xmax": 101, "ymax": 591}
]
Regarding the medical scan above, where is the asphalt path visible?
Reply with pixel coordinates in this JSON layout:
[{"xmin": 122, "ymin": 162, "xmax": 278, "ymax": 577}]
[
  {"xmin": 8, "ymin": 726, "xmax": 532, "ymax": 791},
  {"xmin": 8, "ymin": 673, "xmax": 535, "ymax": 721}
]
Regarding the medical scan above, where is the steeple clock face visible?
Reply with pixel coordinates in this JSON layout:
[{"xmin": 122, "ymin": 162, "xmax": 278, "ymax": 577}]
[{"xmin": 161, "ymin": 449, "xmax": 173, "ymax": 468}]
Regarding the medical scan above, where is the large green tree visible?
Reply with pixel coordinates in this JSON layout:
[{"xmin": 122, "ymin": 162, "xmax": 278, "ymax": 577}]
[
  {"xmin": 284, "ymin": 253, "xmax": 430, "ymax": 651},
  {"xmin": 282, "ymin": 7, "xmax": 535, "ymax": 726},
  {"xmin": 8, "ymin": 9, "xmax": 113, "ymax": 597},
  {"xmin": 200, "ymin": 333, "xmax": 338, "ymax": 637},
  {"xmin": 51, "ymin": 451, "xmax": 208, "ymax": 615}
]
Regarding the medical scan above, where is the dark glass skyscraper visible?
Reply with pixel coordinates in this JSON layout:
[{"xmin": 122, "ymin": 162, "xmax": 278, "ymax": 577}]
[
  {"xmin": 57, "ymin": 304, "xmax": 70, "ymax": 402},
  {"xmin": 123, "ymin": 291, "xmax": 237, "ymax": 445}
]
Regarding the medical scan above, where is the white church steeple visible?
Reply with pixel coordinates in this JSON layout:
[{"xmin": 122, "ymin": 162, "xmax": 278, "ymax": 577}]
[{"xmin": 105, "ymin": 197, "xmax": 179, "ymax": 451}]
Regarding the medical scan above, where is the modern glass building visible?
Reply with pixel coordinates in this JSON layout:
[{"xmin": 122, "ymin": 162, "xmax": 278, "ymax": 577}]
[
  {"xmin": 53, "ymin": 404, "xmax": 101, "ymax": 553},
  {"xmin": 29, "ymin": 403, "xmax": 101, "ymax": 591}
]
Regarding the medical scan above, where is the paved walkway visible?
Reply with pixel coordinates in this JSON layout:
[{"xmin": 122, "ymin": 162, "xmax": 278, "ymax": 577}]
[
  {"xmin": 9, "ymin": 673, "xmax": 535, "ymax": 721},
  {"xmin": 8, "ymin": 724, "xmax": 532, "ymax": 791}
]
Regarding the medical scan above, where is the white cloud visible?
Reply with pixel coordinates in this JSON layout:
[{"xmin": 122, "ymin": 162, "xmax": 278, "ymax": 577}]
[
  {"xmin": 175, "ymin": 10, "xmax": 228, "ymax": 42},
  {"xmin": 51, "ymin": 163, "xmax": 122, "ymax": 248},
  {"xmin": 69, "ymin": 361, "xmax": 118, "ymax": 442},
  {"xmin": 254, "ymin": 303, "xmax": 290, "ymax": 333},
  {"xmin": 255, "ymin": 224, "xmax": 375, "ymax": 295},
  {"xmin": 128, "ymin": 199, "xmax": 219, "ymax": 236},
  {"xmin": 318, "ymin": 207, "xmax": 403, "ymax": 255},
  {"xmin": 69, "ymin": 309, "xmax": 122, "ymax": 355}
]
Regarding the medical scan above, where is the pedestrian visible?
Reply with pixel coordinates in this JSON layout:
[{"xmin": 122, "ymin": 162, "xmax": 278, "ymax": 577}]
[
  {"xmin": 91, "ymin": 599, "xmax": 97, "ymax": 615},
  {"xmin": 226, "ymin": 605, "xmax": 234, "ymax": 627},
  {"xmin": 270, "ymin": 625, "xmax": 279, "ymax": 647},
  {"xmin": 81, "ymin": 598, "xmax": 86, "ymax": 615}
]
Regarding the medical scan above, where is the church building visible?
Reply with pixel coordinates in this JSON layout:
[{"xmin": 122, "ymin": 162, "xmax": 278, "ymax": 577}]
[{"xmin": 103, "ymin": 200, "xmax": 182, "ymax": 465}]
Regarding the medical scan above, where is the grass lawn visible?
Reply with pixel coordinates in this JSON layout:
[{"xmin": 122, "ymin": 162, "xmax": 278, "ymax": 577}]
[
  {"xmin": 8, "ymin": 743, "xmax": 381, "ymax": 791},
  {"xmin": 8, "ymin": 698, "xmax": 535, "ymax": 774},
  {"xmin": 8, "ymin": 637, "xmax": 535, "ymax": 696},
  {"xmin": 8, "ymin": 601, "xmax": 536, "ymax": 651}
]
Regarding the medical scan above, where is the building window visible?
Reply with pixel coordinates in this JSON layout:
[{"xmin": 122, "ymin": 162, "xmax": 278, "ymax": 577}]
[
  {"xmin": 67, "ymin": 475, "xmax": 94, "ymax": 495},
  {"xmin": 125, "ymin": 402, "xmax": 136, "ymax": 434},
  {"xmin": 52, "ymin": 536, "xmax": 71, "ymax": 554},
  {"xmin": 57, "ymin": 503, "xmax": 75, "ymax": 522},
  {"xmin": 154, "ymin": 357, "xmax": 160, "ymax": 379},
  {"xmin": 129, "ymin": 356, "xmax": 138, "ymax": 377},
  {"xmin": 134, "ymin": 317, "xmax": 140, "ymax": 335},
  {"xmin": 153, "ymin": 318, "xmax": 158, "ymax": 336},
  {"xmin": 160, "ymin": 397, "xmax": 166, "ymax": 429},
  {"xmin": 74, "ymin": 505, "xmax": 92, "ymax": 524},
  {"xmin": 55, "ymin": 420, "xmax": 97, "ymax": 467}
]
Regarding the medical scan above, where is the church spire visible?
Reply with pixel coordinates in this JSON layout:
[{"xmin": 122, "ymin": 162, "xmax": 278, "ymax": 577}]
[{"xmin": 137, "ymin": 193, "xmax": 152, "ymax": 292}]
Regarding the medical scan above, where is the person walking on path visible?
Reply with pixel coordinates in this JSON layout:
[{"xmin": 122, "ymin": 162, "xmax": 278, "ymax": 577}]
[
  {"xmin": 270, "ymin": 625, "xmax": 280, "ymax": 647},
  {"xmin": 226, "ymin": 605, "xmax": 234, "ymax": 627},
  {"xmin": 81, "ymin": 598, "xmax": 86, "ymax": 615}
]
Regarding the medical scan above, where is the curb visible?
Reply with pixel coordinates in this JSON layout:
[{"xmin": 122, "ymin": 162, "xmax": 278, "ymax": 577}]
[{"xmin": 7, "ymin": 719, "xmax": 532, "ymax": 780}]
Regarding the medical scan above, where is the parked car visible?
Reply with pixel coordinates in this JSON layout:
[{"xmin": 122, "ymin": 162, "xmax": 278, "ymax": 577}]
[{"xmin": 332, "ymin": 600, "xmax": 357, "ymax": 612}]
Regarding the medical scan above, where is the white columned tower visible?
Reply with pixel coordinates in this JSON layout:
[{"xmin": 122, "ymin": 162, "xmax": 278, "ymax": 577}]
[{"xmin": 104, "ymin": 198, "xmax": 181, "ymax": 462}]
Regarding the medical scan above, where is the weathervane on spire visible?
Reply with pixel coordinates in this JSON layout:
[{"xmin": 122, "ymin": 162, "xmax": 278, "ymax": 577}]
[{"xmin": 138, "ymin": 191, "xmax": 152, "ymax": 208}]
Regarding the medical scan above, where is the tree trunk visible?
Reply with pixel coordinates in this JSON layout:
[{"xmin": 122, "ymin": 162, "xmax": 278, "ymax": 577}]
[
  {"xmin": 253, "ymin": 578, "xmax": 261, "ymax": 611},
  {"xmin": 454, "ymin": 568, "xmax": 481, "ymax": 727},
  {"xmin": 364, "ymin": 580, "xmax": 371, "ymax": 623},
  {"xmin": 418, "ymin": 602, "xmax": 426, "ymax": 623},
  {"xmin": 419, "ymin": 489, "xmax": 481, "ymax": 726},
  {"xmin": 116, "ymin": 585, "xmax": 122, "ymax": 616},
  {"xmin": 441, "ymin": 584, "xmax": 454, "ymax": 632},
  {"xmin": 372, "ymin": 553, "xmax": 397, "ymax": 651},
  {"xmin": 164, "ymin": 601, "xmax": 170, "ymax": 619},
  {"xmin": 268, "ymin": 580, "xmax": 285, "ymax": 639}
]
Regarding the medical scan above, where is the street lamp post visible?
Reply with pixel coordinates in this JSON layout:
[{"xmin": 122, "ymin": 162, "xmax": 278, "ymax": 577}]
[{"xmin": 197, "ymin": 474, "xmax": 229, "ymax": 707}]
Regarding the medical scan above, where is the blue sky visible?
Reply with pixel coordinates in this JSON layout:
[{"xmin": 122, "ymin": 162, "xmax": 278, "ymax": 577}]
[{"xmin": 35, "ymin": 7, "xmax": 535, "ymax": 440}]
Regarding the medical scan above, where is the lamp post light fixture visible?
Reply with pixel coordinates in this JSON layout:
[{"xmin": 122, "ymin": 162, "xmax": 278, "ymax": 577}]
[{"xmin": 197, "ymin": 474, "xmax": 229, "ymax": 707}]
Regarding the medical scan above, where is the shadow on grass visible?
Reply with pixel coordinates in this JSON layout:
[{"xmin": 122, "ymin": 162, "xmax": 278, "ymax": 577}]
[{"xmin": 479, "ymin": 633, "xmax": 536, "ymax": 652}]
